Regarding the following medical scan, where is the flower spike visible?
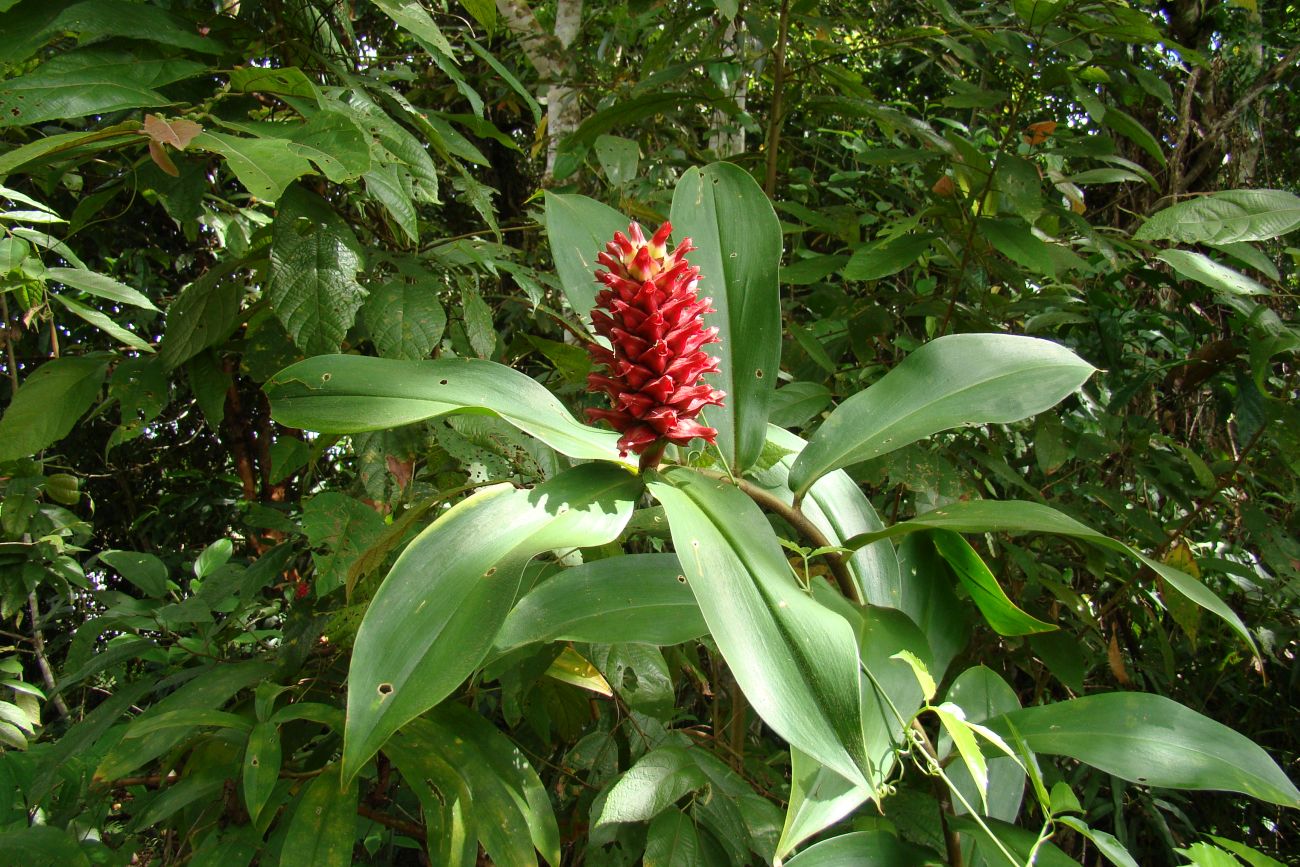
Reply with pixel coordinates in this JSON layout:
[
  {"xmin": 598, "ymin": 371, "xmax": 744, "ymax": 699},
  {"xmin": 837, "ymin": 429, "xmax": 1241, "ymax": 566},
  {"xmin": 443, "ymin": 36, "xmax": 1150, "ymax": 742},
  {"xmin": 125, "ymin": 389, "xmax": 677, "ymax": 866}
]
[{"xmin": 584, "ymin": 221, "xmax": 726, "ymax": 460}]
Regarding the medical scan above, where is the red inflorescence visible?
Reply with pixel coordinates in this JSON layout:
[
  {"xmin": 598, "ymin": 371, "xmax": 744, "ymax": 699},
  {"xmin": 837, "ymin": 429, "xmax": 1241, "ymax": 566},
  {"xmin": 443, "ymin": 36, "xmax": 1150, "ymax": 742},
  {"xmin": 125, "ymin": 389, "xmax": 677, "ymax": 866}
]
[{"xmin": 585, "ymin": 221, "xmax": 726, "ymax": 457}]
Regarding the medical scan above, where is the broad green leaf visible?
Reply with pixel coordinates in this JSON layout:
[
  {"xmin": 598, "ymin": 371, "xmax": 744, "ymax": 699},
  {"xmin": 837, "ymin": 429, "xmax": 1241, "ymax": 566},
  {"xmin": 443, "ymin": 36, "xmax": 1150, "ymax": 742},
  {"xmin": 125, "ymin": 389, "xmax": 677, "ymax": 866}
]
[
  {"xmin": 789, "ymin": 334, "xmax": 1095, "ymax": 497},
  {"xmin": 897, "ymin": 534, "xmax": 969, "ymax": 681},
  {"xmin": 777, "ymin": 749, "xmax": 873, "ymax": 863},
  {"xmin": 194, "ymin": 538, "xmax": 233, "ymax": 578},
  {"xmin": 372, "ymin": 0, "xmax": 457, "ymax": 60},
  {"xmin": 1157, "ymin": 249, "xmax": 1270, "ymax": 298},
  {"xmin": 51, "ymin": 295, "xmax": 153, "ymax": 352},
  {"xmin": 843, "ymin": 234, "xmax": 932, "ymax": 281},
  {"xmin": 1055, "ymin": 817, "xmax": 1140, "ymax": 867},
  {"xmin": 841, "ymin": 499, "xmax": 1260, "ymax": 656},
  {"xmin": 1205, "ymin": 835, "xmax": 1286, "ymax": 867},
  {"xmin": 279, "ymin": 765, "xmax": 358, "ymax": 867},
  {"xmin": 782, "ymin": 830, "xmax": 939, "ymax": 866},
  {"xmin": 301, "ymin": 493, "xmax": 386, "ymax": 595},
  {"xmin": 228, "ymin": 66, "xmax": 318, "ymax": 99},
  {"xmin": 364, "ymin": 279, "xmax": 449, "ymax": 361},
  {"xmin": 266, "ymin": 354, "xmax": 625, "ymax": 463},
  {"xmin": 363, "ymin": 163, "xmax": 419, "ymax": 242},
  {"xmin": 671, "ymin": 162, "xmax": 782, "ymax": 472},
  {"xmin": 0, "ymin": 48, "xmax": 204, "ymax": 126},
  {"xmin": 770, "ymin": 381, "xmax": 832, "ymax": 429},
  {"xmin": 0, "ymin": 355, "xmax": 109, "ymax": 461},
  {"xmin": 1103, "ymin": 107, "xmax": 1165, "ymax": 166},
  {"xmin": 95, "ymin": 661, "xmax": 273, "ymax": 781},
  {"xmin": 1013, "ymin": 0, "xmax": 1067, "ymax": 27},
  {"xmin": 0, "ymin": 122, "xmax": 143, "ymax": 177},
  {"xmin": 594, "ymin": 745, "xmax": 709, "ymax": 825},
  {"xmin": 281, "ymin": 111, "xmax": 372, "ymax": 183},
  {"xmin": 986, "ymin": 693, "xmax": 1300, "ymax": 807},
  {"xmin": 756, "ymin": 426, "xmax": 901, "ymax": 608},
  {"xmin": 1177, "ymin": 842, "xmax": 1250, "ymax": 867},
  {"xmin": 460, "ymin": 284, "xmax": 496, "ymax": 358},
  {"xmin": 192, "ymin": 131, "xmax": 313, "ymax": 202},
  {"xmin": 269, "ymin": 185, "xmax": 367, "ymax": 355},
  {"xmin": 543, "ymin": 191, "xmax": 628, "ymax": 323},
  {"xmin": 386, "ymin": 731, "xmax": 478, "ymax": 867},
  {"xmin": 942, "ymin": 666, "xmax": 1025, "ymax": 826},
  {"xmin": 242, "ymin": 721, "xmax": 281, "ymax": 825},
  {"xmin": 99, "ymin": 550, "xmax": 168, "ymax": 597},
  {"xmin": 1135, "ymin": 189, "xmax": 1300, "ymax": 244},
  {"xmin": 647, "ymin": 467, "xmax": 871, "ymax": 787},
  {"xmin": 494, "ymin": 553, "xmax": 707, "ymax": 651},
  {"xmin": 979, "ymin": 218, "xmax": 1056, "ymax": 276},
  {"xmin": 594, "ymin": 134, "xmax": 639, "ymax": 186},
  {"xmin": 124, "ymin": 708, "xmax": 252, "ymax": 737},
  {"xmin": 459, "ymin": 0, "xmax": 497, "ymax": 29},
  {"xmin": 644, "ymin": 808, "xmax": 704, "ymax": 866},
  {"xmin": 159, "ymin": 261, "xmax": 245, "ymax": 370},
  {"xmin": 394, "ymin": 707, "xmax": 560, "ymax": 867},
  {"xmin": 46, "ymin": 266, "xmax": 158, "ymax": 311},
  {"xmin": 342, "ymin": 464, "xmax": 638, "ymax": 782},
  {"xmin": 0, "ymin": 826, "xmax": 91, "ymax": 867},
  {"xmin": 931, "ymin": 531, "xmax": 1055, "ymax": 636},
  {"xmin": 948, "ymin": 815, "xmax": 1079, "ymax": 867}
]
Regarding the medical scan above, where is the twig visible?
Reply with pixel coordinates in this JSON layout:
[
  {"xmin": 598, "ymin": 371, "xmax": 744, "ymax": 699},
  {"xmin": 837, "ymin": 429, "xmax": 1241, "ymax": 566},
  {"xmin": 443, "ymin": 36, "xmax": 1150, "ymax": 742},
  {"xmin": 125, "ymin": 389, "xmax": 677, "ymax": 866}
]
[
  {"xmin": 357, "ymin": 803, "xmax": 424, "ymax": 838},
  {"xmin": 911, "ymin": 720, "xmax": 964, "ymax": 867},
  {"xmin": 27, "ymin": 590, "xmax": 71, "ymax": 722},
  {"xmin": 0, "ymin": 291, "xmax": 20, "ymax": 391},
  {"xmin": 695, "ymin": 469, "xmax": 862, "ymax": 604},
  {"xmin": 763, "ymin": 0, "xmax": 792, "ymax": 196}
]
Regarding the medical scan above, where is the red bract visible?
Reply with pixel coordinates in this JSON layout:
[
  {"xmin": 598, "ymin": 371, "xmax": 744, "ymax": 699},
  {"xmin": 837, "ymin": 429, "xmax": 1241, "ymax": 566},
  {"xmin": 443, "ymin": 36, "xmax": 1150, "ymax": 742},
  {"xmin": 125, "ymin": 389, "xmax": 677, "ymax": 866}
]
[{"xmin": 585, "ymin": 221, "xmax": 726, "ymax": 459}]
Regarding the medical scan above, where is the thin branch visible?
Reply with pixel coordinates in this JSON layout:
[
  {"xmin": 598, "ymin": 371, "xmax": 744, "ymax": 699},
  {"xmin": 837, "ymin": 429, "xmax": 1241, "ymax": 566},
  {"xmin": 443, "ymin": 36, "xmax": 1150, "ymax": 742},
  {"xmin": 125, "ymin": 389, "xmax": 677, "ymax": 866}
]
[
  {"xmin": 27, "ymin": 590, "xmax": 71, "ymax": 722},
  {"xmin": 763, "ymin": 0, "xmax": 792, "ymax": 196},
  {"xmin": 0, "ymin": 291, "xmax": 20, "ymax": 391}
]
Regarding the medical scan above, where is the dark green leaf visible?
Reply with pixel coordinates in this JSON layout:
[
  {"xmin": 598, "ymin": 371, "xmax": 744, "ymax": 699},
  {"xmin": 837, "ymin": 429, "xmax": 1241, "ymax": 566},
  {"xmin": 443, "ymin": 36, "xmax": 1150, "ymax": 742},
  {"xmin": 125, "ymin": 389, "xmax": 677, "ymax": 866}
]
[
  {"xmin": 269, "ymin": 185, "xmax": 367, "ymax": 355},
  {"xmin": 987, "ymin": 693, "xmax": 1300, "ymax": 806},
  {"xmin": 594, "ymin": 746, "xmax": 709, "ymax": 825},
  {"xmin": 362, "ymin": 280, "xmax": 447, "ymax": 360},
  {"xmin": 670, "ymin": 162, "xmax": 783, "ymax": 472},
  {"xmin": 99, "ymin": 550, "xmax": 168, "ymax": 597},
  {"xmin": 789, "ymin": 334, "xmax": 1095, "ymax": 497},
  {"xmin": 843, "ymin": 234, "xmax": 932, "ymax": 281},
  {"xmin": 0, "ymin": 355, "xmax": 109, "ymax": 461},
  {"xmin": 278, "ymin": 765, "xmax": 358, "ymax": 867},
  {"xmin": 783, "ymin": 830, "xmax": 939, "ymax": 866},
  {"xmin": 495, "ymin": 554, "xmax": 706, "ymax": 650}
]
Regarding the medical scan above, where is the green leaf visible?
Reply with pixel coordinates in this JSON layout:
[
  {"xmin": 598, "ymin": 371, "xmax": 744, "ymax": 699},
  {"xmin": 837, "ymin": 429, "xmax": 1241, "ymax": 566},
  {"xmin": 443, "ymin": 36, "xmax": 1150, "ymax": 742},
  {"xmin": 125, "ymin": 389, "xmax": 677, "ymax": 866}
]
[
  {"xmin": 647, "ymin": 467, "xmax": 871, "ymax": 787},
  {"xmin": 342, "ymin": 464, "xmax": 638, "ymax": 782},
  {"xmin": 281, "ymin": 111, "xmax": 372, "ymax": 183},
  {"xmin": 159, "ymin": 261, "xmax": 245, "ymax": 370},
  {"xmin": 644, "ymin": 808, "xmax": 705, "ymax": 866},
  {"xmin": 594, "ymin": 134, "xmax": 639, "ymax": 186},
  {"xmin": 789, "ymin": 334, "xmax": 1095, "ymax": 497},
  {"xmin": 123, "ymin": 708, "xmax": 253, "ymax": 737},
  {"xmin": 0, "ymin": 355, "xmax": 109, "ymax": 461},
  {"xmin": 770, "ymin": 381, "xmax": 832, "ymax": 429},
  {"xmin": 266, "ymin": 354, "xmax": 625, "ymax": 462},
  {"xmin": 495, "ymin": 553, "xmax": 707, "ymax": 651},
  {"xmin": 979, "ymin": 218, "xmax": 1056, "ymax": 276},
  {"xmin": 194, "ymin": 538, "xmax": 233, "ymax": 578},
  {"xmin": 45, "ymin": 266, "xmax": 158, "ymax": 311},
  {"xmin": 459, "ymin": 0, "xmax": 497, "ymax": 29},
  {"xmin": 1157, "ymin": 249, "xmax": 1270, "ymax": 298},
  {"xmin": 0, "ymin": 121, "xmax": 143, "ymax": 177},
  {"xmin": 931, "ymin": 531, "xmax": 1055, "ymax": 636},
  {"xmin": 670, "ymin": 162, "xmax": 783, "ymax": 472},
  {"xmin": 942, "ymin": 666, "xmax": 1025, "ymax": 824},
  {"xmin": 0, "ymin": 826, "xmax": 91, "ymax": 867},
  {"xmin": 361, "ymin": 278, "xmax": 449, "ymax": 360},
  {"xmin": 543, "ymin": 192, "xmax": 628, "ymax": 322},
  {"xmin": 843, "ymin": 234, "xmax": 932, "ymax": 281},
  {"xmin": 890, "ymin": 650, "xmax": 936, "ymax": 701},
  {"xmin": 228, "ymin": 66, "xmax": 319, "ymax": 99},
  {"xmin": 51, "ymin": 294, "xmax": 153, "ymax": 352},
  {"xmin": 1102, "ymin": 107, "xmax": 1165, "ymax": 166},
  {"xmin": 0, "ymin": 48, "xmax": 205, "ymax": 126},
  {"xmin": 948, "ymin": 815, "xmax": 1079, "ymax": 867},
  {"xmin": 594, "ymin": 745, "xmax": 709, "ymax": 825},
  {"xmin": 1135, "ymin": 190, "xmax": 1300, "ymax": 244},
  {"xmin": 191, "ymin": 131, "xmax": 313, "ymax": 202},
  {"xmin": 777, "ymin": 749, "xmax": 873, "ymax": 863},
  {"xmin": 301, "ymin": 494, "xmax": 386, "ymax": 595},
  {"xmin": 840, "ymin": 499, "xmax": 1260, "ymax": 657},
  {"xmin": 99, "ymin": 550, "xmax": 168, "ymax": 597},
  {"xmin": 269, "ymin": 185, "xmax": 367, "ymax": 355},
  {"xmin": 1205, "ymin": 835, "xmax": 1286, "ymax": 867},
  {"xmin": 1012, "ymin": 0, "xmax": 1067, "ymax": 27},
  {"xmin": 933, "ymin": 703, "xmax": 991, "ymax": 812},
  {"xmin": 986, "ymin": 693, "xmax": 1300, "ymax": 807},
  {"xmin": 1055, "ymin": 817, "xmax": 1140, "ymax": 867},
  {"xmin": 782, "ymin": 830, "xmax": 939, "ymax": 866},
  {"xmin": 279, "ymin": 765, "xmax": 358, "ymax": 867},
  {"xmin": 460, "ymin": 285, "xmax": 496, "ymax": 358},
  {"xmin": 372, "ymin": 0, "xmax": 457, "ymax": 60},
  {"xmin": 243, "ymin": 721, "xmax": 281, "ymax": 825}
]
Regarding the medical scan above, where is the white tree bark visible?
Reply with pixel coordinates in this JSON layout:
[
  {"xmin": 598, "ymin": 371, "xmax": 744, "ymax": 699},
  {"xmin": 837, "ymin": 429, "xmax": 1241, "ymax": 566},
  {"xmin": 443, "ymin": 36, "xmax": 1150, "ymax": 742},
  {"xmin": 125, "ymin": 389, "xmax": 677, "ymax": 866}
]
[
  {"xmin": 495, "ymin": 0, "xmax": 584, "ymax": 180},
  {"xmin": 709, "ymin": 20, "xmax": 749, "ymax": 157}
]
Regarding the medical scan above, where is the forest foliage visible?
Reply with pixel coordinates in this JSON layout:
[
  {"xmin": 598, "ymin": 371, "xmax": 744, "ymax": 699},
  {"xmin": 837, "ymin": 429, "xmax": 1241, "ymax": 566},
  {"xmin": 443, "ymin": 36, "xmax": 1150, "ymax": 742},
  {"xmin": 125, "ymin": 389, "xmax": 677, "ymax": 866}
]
[{"xmin": 0, "ymin": 0, "xmax": 1298, "ymax": 865}]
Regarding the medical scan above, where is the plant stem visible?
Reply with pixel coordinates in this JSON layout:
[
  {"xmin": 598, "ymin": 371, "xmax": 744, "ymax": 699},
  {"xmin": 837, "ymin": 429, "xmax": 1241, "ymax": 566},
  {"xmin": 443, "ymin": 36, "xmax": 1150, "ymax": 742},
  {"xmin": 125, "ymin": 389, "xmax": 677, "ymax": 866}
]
[
  {"xmin": 763, "ymin": 0, "xmax": 792, "ymax": 196},
  {"xmin": 27, "ymin": 590, "xmax": 71, "ymax": 722},
  {"xmin": 696, "ymin": 469, "xmax": 862, "ymax": 605},
  {"xmin": 0, "ymin": 291, "xmax": 20, "ymax": 391},
  {"xmin": 911, "ymin": 720, "xmax": 964, "ymax": 867}
]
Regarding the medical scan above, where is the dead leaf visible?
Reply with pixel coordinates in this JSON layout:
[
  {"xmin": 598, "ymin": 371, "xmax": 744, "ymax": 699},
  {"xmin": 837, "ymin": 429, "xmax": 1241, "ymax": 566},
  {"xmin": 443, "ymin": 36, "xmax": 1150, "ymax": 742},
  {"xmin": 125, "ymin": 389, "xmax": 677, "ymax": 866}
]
[
  {"xmin": 143, "ymin": 114, "xmax": 203, "ymax": 150},
  {"xmin": 147, "ymin": 139, "xmax": 179, "ymax": 177},
  {"xmin": 1022, "ymin": 120, "xmax": 1058, "ymax": 146}
]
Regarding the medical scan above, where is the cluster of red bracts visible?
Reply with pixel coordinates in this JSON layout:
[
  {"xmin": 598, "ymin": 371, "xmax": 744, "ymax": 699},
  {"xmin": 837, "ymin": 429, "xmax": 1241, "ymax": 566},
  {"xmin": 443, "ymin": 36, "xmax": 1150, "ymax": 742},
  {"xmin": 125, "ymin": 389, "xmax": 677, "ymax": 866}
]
[{"xmin": 585, "ymin": 221, "xmax": 726, "ymax": 458}]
